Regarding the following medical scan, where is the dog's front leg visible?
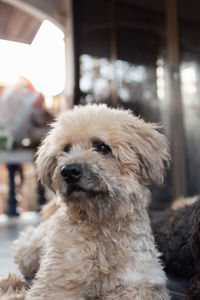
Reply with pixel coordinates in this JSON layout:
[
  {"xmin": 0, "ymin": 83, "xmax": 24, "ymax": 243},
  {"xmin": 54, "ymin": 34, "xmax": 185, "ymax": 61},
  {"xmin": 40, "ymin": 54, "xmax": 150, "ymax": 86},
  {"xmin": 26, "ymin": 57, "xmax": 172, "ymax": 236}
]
[
  {"xmin": 26, "ymin": 289, "xmax": 86, "ymax": 300},
  {"xmin": 13, "ymin": 219, "xmax": 50, "ymax": 280},
  {"xmin": 25, "ymin": 279, "xmax": 86, "ymax": 300}
]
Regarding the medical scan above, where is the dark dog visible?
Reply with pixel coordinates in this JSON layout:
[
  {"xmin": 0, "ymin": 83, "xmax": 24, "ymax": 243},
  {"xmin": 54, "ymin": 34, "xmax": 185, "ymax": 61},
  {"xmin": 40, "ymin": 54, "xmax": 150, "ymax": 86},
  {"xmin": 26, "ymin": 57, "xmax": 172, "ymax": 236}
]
[{"xmin": 151, "ymin": 196, "xmax": 200, "ymax": 299}]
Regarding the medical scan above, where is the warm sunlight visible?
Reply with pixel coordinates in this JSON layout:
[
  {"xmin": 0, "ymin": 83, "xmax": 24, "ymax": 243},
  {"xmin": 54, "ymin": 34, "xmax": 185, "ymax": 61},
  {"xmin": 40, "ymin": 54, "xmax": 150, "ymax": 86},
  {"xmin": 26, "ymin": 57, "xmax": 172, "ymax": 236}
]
[{"xmin": 0, "ymin": 20, "xmax": 65, "ymax": 97}]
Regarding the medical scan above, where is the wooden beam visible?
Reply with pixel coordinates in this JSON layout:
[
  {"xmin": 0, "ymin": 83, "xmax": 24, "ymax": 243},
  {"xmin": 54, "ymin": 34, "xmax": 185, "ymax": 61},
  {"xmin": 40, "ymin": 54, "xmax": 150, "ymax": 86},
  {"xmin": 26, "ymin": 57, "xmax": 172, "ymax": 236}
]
[
  {"xmin": 65, "ymin": 0, "xmax": 80, "ymax": 108},
  {"xmin": 166, "ymin": 0, "xmax": 186, "ymax": 198},
  {"xmin": 110, "ymin": 0, "xmax": 118, "ymax": 107}
]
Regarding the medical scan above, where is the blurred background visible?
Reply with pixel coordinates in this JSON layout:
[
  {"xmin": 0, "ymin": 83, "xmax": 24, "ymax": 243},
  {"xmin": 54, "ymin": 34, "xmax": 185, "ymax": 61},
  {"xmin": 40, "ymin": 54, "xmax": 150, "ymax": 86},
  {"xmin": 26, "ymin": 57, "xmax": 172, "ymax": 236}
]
[{"xmin": 0, "ymin": 0, "xmax": 199, "ymax": 286}]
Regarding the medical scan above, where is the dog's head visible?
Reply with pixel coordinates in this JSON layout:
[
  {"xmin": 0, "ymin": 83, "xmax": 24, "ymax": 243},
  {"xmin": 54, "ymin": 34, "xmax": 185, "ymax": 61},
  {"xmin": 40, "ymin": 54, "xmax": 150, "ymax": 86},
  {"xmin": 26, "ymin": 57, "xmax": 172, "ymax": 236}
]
[{"xmin": 36, "ymin": 104, "xmax": 170, "ymax": 221}]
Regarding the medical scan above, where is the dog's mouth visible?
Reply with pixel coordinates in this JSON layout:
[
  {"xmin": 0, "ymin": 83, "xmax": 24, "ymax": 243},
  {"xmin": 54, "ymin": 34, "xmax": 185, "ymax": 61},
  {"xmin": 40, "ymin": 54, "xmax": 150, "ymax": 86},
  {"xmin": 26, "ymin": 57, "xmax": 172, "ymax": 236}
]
[
  {"xmin": 66, "ymin": 183, "xmax": 104, "ymax": 198},
  {"xmin": 67, "ymin": 183, "xmax": 86, "ymax": 196}
]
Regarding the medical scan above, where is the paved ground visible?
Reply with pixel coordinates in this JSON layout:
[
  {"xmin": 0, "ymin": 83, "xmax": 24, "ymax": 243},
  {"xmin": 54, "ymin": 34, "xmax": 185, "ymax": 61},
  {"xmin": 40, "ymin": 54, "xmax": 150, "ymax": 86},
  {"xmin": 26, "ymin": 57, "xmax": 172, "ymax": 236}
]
[{"xmin": 0, "ymin": 212, "xmax": 40, "ymax": 278}]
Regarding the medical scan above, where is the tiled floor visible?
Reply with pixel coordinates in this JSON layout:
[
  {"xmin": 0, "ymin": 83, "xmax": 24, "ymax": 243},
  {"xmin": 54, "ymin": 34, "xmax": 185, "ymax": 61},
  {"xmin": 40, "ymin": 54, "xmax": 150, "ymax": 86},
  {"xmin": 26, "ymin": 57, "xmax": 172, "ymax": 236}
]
[{"xmin": 0, "ymin": 212, "xmax": 40, "ymax": 278}]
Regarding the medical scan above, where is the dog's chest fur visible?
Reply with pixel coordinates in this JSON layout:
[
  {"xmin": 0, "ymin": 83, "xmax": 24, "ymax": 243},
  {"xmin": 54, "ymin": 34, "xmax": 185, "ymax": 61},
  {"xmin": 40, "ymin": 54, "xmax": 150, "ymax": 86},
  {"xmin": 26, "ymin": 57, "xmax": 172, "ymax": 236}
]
[{"xmin": 41, "ymin": 208, "xmax": 156, "ymax": 297}]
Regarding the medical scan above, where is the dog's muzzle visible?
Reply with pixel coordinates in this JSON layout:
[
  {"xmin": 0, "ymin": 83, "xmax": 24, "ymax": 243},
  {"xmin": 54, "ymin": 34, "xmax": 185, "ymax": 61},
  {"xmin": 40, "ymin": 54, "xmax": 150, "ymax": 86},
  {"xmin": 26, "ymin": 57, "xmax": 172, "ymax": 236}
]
[
  {"xmin": 60, "ymin": 163, "xmax": 106, "ymax": 197},
  {"xmin": 61, "ymin": 164, "xmax": 82, "ymax": 183}
]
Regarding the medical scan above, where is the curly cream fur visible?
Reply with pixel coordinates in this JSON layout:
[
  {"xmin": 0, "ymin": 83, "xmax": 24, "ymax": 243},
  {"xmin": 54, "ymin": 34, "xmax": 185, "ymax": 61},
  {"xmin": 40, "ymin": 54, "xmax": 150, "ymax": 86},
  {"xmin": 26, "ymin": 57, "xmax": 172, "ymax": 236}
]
[{"xmin": 13, "ymin": 104, "xmax": 170, "ymax": 299}]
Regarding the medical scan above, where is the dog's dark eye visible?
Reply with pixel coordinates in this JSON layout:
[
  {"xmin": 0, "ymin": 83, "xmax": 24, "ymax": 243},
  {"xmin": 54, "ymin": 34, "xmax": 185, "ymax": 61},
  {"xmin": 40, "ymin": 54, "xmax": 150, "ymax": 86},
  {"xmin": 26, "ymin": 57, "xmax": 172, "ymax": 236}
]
[
  {"xmin": 93, "ymin": 141, "xmax": 111, "ymax": 154},
  {"xmin": 63, "ymin": 144, "xmax": 71, "ymax": 153}
]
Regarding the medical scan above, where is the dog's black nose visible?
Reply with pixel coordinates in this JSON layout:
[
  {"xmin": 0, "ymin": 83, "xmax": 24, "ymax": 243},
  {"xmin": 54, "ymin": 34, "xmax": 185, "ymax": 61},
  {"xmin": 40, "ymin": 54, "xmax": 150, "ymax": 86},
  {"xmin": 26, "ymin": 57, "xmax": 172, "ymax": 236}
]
[{"xmin": 61, "ymin": 164, "xmax": 82, "ymax": 183}]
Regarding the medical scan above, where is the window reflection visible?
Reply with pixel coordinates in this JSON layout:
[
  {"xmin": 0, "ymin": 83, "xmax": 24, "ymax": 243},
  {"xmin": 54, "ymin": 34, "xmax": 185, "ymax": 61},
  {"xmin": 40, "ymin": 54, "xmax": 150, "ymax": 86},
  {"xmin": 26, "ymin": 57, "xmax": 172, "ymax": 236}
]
[
  {"xmin": 80, "ymin": 54, "xmax": 162, "ymax": 121},
  {"xmin": 181, "ymin": 63, "xmax": 197, "ymax": 102}
]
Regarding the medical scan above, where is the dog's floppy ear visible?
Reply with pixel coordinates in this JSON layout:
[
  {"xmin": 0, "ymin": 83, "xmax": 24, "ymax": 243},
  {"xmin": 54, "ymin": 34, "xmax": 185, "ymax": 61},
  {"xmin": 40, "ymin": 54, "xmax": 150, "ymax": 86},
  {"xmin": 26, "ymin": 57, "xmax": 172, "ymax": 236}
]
[
  {"xmin": 35, "ymin": 133, "xmax": 57, "ymax": 192},
  {"xmin": 127, "ymin": 118, "xmax": 170, "ymax": 185}
]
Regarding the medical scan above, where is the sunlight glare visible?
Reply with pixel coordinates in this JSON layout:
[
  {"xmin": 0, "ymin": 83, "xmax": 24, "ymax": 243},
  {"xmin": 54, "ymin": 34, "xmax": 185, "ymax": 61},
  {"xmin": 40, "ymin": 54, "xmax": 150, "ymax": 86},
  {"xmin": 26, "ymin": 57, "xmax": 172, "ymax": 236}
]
[{"xmin": 0, "ymin": 20, "xmax": 65, "ymax": 97}]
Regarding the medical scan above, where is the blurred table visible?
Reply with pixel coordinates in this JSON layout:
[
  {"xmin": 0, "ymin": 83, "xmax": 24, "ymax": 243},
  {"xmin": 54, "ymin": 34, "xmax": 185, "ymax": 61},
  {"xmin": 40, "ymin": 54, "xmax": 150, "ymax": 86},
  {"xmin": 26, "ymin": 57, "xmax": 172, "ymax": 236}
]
[{"xmin": 0, "ymin": 150, "xmax": 34, "ymax": 163}]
